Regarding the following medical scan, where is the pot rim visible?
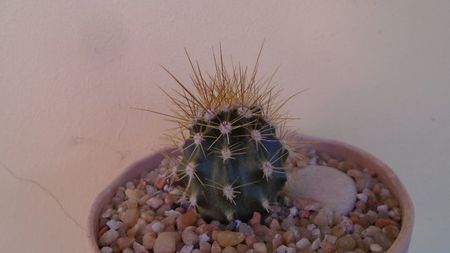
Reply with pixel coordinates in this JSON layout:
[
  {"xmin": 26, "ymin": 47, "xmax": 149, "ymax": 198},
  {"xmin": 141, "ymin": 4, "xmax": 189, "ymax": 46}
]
[{"xmin": 88, "ymin": 134, "xmax": 414, "ymax": 253}]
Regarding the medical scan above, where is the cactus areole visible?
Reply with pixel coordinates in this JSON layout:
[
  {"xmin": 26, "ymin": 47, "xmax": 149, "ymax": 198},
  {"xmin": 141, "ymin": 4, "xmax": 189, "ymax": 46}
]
[{"xmin": 159, "ymin": 48, "xmax": 301, "ymax": 223}]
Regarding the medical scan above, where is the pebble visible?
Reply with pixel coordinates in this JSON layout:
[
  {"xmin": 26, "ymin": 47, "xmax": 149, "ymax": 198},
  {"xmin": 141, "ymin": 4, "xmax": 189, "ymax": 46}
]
[
  {"xmin": 142, "ymin": 232, "xmax": 156, "ymax": 249},
  {"xmin": 126, "ymin": 189, "xmax": 145, "ymax": 200},
  {"xmin": 383, "ymin": 225, "xmax": 400, "ymax": 239},
  {"xmin": 217, "ymin": 231, "xmax": 245, "ymax": 247},
  {"xmin": 336, "ymin": 235, "xmax": 356, "ymax": 251},
  {"xmin": 313, "ymin": 208, "xmax": 334, "ymax": 227},
  {"xmin": 199, "ymin": 241, "xmax": 211, "ymax": 252},
  {"xmin": 116, "ymin": 237, "xmax": 134, "ymax": 250},
  {"xmin": 180, "ymin": 245, "xmax": 194, "ymax": 253},
  {"xmin": 100, "ymin": 247, "xmax": 112, "ymax": 253},
  {"xmin": 253, "ymin": 242, "xmax": 267, "ymax": 253},
  {"xmin": 106, "ymin": 219, "xmax": 122, "ymax": 230},
  {"xmin": 99, "ymin": 229, "xmax": 119, "ymax": 246},
  {"xmin": 150, "ymin": 220, "xmax": 165, "ymax": 233},
  {"xmin": 370, "ymin": 243, "xmax": 383, "ymax": 252},
  {"xmin": 120, "ymin": 208, "xmax": 140, "ymax": 228},
  {"xmin": 153, "ymin": 232, "xmax": 178, "ymax": 253},
  {"xmin": 295, "ymin": 238, "xmax": 311, "ymax": 249},
  {"xmin": 133, "ymin": 241, "xmax": 149, "ymax": 253},
  {"xmin": 177, "ymin": 209, "xmax": 198, "ymax": 230},
  {"xmin": 237, "ymin": 244, "xmax": 248, "ymax": 253},
  {"xmin": 222, "ymin": 246, "xmax": 238, "ymax": 253},
  {"xmin": 123, "ymin": 248, "xmax": 134, "ymax": 253},
  {"xmin": 285, "ymin": 165, "xmax": 357, "ymax": 215},
  {"xmin": 311, "ymin": 238, "xmax": 320, "ymax": 250},
  {"xmin": 211, "ymin": 241, "xmax": 222, "ymax": 253},
  {"xmin": 375, "ymin": 218, "xmax": 397, "ymax": 228},
  {"xmin": 147, "ymin": 197, "xmax": 164, "ymax": 209},
  {"xmin": 182, "ymin": 229, "xmax": 199, "ymax": 245}
]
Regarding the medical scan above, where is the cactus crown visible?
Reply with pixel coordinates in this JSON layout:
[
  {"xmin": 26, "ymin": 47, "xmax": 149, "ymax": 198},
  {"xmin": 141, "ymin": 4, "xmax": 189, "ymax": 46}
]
[{"xmin": 160, "ymin": 48, "xmax": 301, "ymax": 223}]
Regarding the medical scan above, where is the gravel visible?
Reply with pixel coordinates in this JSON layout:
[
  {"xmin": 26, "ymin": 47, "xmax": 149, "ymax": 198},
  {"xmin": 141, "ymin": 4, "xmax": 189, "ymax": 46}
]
[{"xmin": 96, "ymin": 149, "xmax": 402, "ymax": 253}]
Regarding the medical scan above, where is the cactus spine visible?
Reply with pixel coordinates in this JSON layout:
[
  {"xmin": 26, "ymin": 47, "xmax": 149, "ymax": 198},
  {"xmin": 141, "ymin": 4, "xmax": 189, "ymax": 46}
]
[{"xmin": 163, "ymin": 48, "xmax": 300, "ymax": 223}]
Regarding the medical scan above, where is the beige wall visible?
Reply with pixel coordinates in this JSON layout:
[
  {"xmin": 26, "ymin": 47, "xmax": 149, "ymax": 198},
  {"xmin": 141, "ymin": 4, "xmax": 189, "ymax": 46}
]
[{"xmin": 1, "ymin": 1, "xmax": 449, "ymax": 252}]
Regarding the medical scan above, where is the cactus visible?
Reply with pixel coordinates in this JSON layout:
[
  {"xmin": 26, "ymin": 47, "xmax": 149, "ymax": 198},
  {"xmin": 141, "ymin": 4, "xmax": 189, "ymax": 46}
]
[{"xmin": 160, "ymin": 48, "xmax": 301, "ymax": 223}]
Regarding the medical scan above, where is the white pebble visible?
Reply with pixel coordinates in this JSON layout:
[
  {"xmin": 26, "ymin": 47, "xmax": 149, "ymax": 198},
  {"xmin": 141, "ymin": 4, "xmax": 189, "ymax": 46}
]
[
  {"xmin": 100, "ymin": 247, "xmax": 112, "ymax": 253},
  {"xmin": 357, "ymin": 193, "xmax": 368, "ymax": 203},
  {"xmin": 180, "ymin": 245, "xmax": 194, "ymax": 253},
  {"xmin": 150, "ymin": 221, "xmax": 165, "ymax": 233},
  {"xmin": 295, "ymin": 238, "xmax": 311, "ymax": 249},
  {"xmin": 147, "ymin": 197, "xmax": 164, "ymax": 209},
  {"xmin": 311, "ymin": 228, "xmax": 321, "ymax": 238},
  {"xmin": 289, "ymin": 207, "xmax": 299, "ymax": 217},
  {"xmin": 324, "ymin": 234, "xmax": 337, "ymax": 244},
  {"xmin": 164, "ymin": 210, "xmax": 181, "ymax": 217},
  {"xmin": 199, "ymin": 233, "xmax": 210, "ymax": 242},
  {"xmin": 370, "ymin": 243, "xmax": 383, "ymax": 252},
  {"xmin": 133, "ymin": 241, "xmax": 149, "ymax": 253},
  {"xmin": 377, "ymin": 204, "xmax": 389, "ymax": 214},
  {"xmin": 106, "ymin": 219, "xmax": 122, "ymax": 230},
  {"xmin": 311, "ymin": 238, "xmax": 320, "ymax": 250}
]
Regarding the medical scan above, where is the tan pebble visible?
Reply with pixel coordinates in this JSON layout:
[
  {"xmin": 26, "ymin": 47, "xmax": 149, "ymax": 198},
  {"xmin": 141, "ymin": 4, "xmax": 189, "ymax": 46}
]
[
  {"xmin": 133, "ymin": 241, "xmax": 149, "ymax": 253},
  {"xmin": 252, "ymin": 242, "xmax": 267, "ymax": 253},
  {"xmin": 139, "ymin": 194, "xmax": 151, "ymax": 205},
  {"xmin": 236, "ymin": 244, "xmax": 248, "ymax": 253},
  {"xmin": 327, "ymin": 158, "xmax": 339, "ymax": 167},
  {"xmin": 318, "ymin": 152, "xmax": 331, "ymax": 162},
  {"xmin": 176, "ymin": 209, "xmax": 198, "ymax": 230},
  {"xmin": 212, "ymin": 230, "xmax": 219, "ymax": 241},
  {"xmin": 383, "ymin": 225, "xmax": 400, "ymax": 239},
  {"xmin": 222, "ymin": 246, "xmax": 238, "ymax": 253},
  {"xmin": 125, "ymin": 199, "xmax": 139, "ymax": 209},
  {"xmin": 199, "ymin": 241, "xmax": 211, "ymax": 253},
  {"xmin": 245, "ymin": 235, "xmax": 256, "ymax": 247},
  {"xmin": 116, "ymin": 237, "xmax": 134, "ymax": 250},
  {"xmin": 182, "ymin": 229, "xmax": 199, "ymax": 245},
  {"xmin": 142, "ymin": 232, "xmax": 156, "ymax": 249},
  {"xmin": 336, "ymin": 235, "xmax": 356, "ymax": 251},
  {"xmin": 338, "ymin": 160, "xmax": 354, "ymax": 171},
  {"xmin": 192, "ymin": 250, "xmax": 202, "ymax": 253},
  {"xmin": 269, "ymin": 219, "xmax": 281, "ymax": 230},
  {"xmin": 211, "ymin": 241, "xmax": 222, "ymax": 253},
  {"xmin": 331, "ymin": 224, "xmax": 346, "ymax": 237},
  {"xmin": 282, "ymin": 230, "xmax": 295, "ymax": 244},
  {"xmin": 217, "ymin": 231, "xmax": 245, "ymax": 247},
  {"xmin": 120, "ymin": 208, "xmax": 140, "ymax": 228},
  {"xmin": 122, "ymin": 248, "xmax": 134, "ymax": 253},
  {"xmin": 125, "ymin": 189, "xmax": 145, "ymax": 200},
  {"xmin": 153, "ymin": 232, "xmax": 178, "ymax": 253}
]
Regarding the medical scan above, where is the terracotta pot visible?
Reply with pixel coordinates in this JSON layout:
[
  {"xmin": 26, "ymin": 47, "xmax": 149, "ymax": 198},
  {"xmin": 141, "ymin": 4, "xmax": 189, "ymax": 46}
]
[{"xmin": 88, "ymin": 134, "xmax": 414, "ymax": 253}]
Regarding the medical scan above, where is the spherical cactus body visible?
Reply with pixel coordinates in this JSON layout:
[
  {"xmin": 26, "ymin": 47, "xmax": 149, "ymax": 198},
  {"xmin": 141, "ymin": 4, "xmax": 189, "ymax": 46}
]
[{"xmin": 179, "ymin": 106, "xmax": 288, "ymax": 222}]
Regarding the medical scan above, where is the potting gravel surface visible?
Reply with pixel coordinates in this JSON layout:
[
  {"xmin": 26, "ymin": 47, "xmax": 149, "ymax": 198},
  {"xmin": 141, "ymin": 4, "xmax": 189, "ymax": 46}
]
[{"xmin": 96, "ymin": 149, "xmax": 402, "ymax": 253}]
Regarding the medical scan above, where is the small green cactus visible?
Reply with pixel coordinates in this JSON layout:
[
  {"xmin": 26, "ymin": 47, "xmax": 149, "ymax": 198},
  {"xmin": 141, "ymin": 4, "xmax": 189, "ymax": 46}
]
[{"xmin": 160, "ymin": 48, "xmax": 302, "ymax": 223}]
